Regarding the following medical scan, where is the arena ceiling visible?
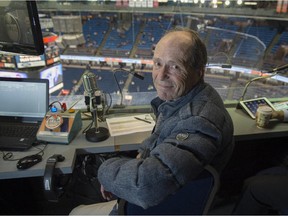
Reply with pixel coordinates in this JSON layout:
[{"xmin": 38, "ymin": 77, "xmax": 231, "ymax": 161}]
[{"xmin": 37, "ymin": 0, "xmax": 288, "ymax": 22}]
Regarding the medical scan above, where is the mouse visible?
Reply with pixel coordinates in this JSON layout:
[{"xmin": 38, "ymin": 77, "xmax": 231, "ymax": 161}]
[{"xmin": 16, "ymin": 154, "xmax": 42, "ymax": 170}]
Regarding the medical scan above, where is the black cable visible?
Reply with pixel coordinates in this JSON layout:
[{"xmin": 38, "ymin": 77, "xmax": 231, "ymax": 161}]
[
  {"xmin": 49, "ymin": 101, "xmax": 62, "ymax": 109},
  {"xmin": 2, "ymin": 152, "xmax": 13, "ymax": 161},
  {"xmin": 1, "ymin": 142, "xmax": 47, "ymax": 161},
  {"xmin": 105, "ymin": 92, "xmax": 112, "ymax": 114},
  {"xmin": 99, "ymin": 92, "xmax": 112, "ymax": 119},
  {"xmin": 82, "ymin": 120, "xmax": 93, "ymax": 134},
  {"xmin": 48, "ymin": 100, "xmax": 67, "ymax": 113}
]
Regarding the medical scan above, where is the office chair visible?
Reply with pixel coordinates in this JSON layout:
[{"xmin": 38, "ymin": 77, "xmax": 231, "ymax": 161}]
[{"xmin": 118, "ymin": 165, "xmax": 220, "ymax": 215}]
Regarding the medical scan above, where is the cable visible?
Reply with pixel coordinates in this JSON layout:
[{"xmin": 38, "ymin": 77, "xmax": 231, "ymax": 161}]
[
  {"xmin": 82, "ymin": 121, "xmax": 93, "ymax": 134},
  {"xmin": 103, "ymin": 92, "xmax": 112, "ymax": 115},
  {"xmin": 2, "ymin": 152, "xmax": 13, "ymax": 161},
  {"xmin": 48, "ymin": 100, "xmax": 67, "ymax": 112},
  {"xmin": 1, "ymin": 142, "xmax": 48, "ymax": 161},
  {"xmin": 49, "ymin": 101, "xmax": 62, "ymax": 109}
]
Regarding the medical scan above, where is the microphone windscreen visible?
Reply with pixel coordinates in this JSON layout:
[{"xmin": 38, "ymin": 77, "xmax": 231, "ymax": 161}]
[{"xmin": 82, "ymin": 71, "xmax": 97, "ymax": 94}]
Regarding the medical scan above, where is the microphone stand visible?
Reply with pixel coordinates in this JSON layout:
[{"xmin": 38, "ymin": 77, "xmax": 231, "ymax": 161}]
[
  {"xmin": 236, "ymin": 72, "xmax": 277, "ymax": 109},
  {"xmin": 82, "ymin": 68, "xmax": 109, "ymax": 142},
  {"xmin": 85, "ymin": 92, "xmax": 110, "ymax": 142},
  {"xmin": 239, "ymin": 72, "xmax": 277, "ymax": 102},
  {"xmin": 238, "ymin": 63, "xmax": 288, "ymax": 105}
]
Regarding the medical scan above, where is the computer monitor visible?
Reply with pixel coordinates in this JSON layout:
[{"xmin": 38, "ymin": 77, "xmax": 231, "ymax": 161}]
[
  {"xmin": 39, "ymin": 63, "xmax": 64, "ymax": 94},
  {"xmin": 0, "ymin": 1, "xmax": 44, "ymax": 55},
  {"xmin": 0, "ymin": 70, "xmax": 28, "ymax": 78}
]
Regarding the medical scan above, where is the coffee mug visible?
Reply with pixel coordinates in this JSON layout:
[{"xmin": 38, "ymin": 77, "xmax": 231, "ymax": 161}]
[{"xmin": 256, "ymin": 105, "xmax": 272, "ymax": 128}]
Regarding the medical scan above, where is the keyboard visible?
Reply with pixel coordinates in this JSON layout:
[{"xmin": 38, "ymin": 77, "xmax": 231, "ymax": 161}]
[
  {"xmin": 0, "ymin": 138, "xmax": 32, "ymax": 151},
  {"xmin": 0, "ymin": 123, "xmax": 39, "ymax": 138}
]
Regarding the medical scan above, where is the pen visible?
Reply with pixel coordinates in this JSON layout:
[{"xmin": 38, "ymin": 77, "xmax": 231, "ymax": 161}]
[{"xmin": 134, "ymin": 117, "xmax": 152, "ymax": 124}]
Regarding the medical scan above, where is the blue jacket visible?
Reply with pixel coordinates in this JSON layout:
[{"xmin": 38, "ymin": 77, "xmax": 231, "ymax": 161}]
[{"xmin": 98, "ymin": 81, "xmax": 234, "ymax": 209}]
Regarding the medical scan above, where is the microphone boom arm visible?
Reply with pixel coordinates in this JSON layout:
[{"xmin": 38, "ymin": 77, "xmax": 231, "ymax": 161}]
[
  {"xmin": 239, "ymin": 72, "xmax": 277, "ymax": 101},
  {"xmin": 112, "ymin": 68, "xmax": 144, "ymax": 108}
]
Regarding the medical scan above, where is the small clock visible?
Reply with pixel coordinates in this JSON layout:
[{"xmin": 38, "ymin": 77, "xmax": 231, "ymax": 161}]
[{"xmin": 45, "ymin": 114, "xmax": 63, "ymax": 130}]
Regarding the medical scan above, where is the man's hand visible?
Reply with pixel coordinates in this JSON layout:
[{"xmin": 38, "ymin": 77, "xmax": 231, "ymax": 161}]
[
  {"xmin": 271, "ymin": 110, "xmax": 284, "ymax": 121},
  {"xmin": 100, "ymin": 185, "xmax": 113, "ymax": 201}
]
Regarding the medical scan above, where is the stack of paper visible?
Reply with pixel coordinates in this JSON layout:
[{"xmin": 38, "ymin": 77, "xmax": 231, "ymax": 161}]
[
  {"xmin": 273, "ymin": 101, "xmax": 288, "ymax": 111},
  {"xmin": 106, "ymin": 114, "xmax": 155, "ymax": 137}
]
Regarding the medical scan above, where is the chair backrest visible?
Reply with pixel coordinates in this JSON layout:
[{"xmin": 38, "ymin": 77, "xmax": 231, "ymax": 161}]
[{"xmin": 118, "ymin": 165, "xmax": 220, "ymax": 215}]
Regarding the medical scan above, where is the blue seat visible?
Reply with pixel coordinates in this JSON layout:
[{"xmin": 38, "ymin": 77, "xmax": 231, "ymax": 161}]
[{"xmin": 118, "ymin": 165, "xmax": 220, "ymax": 215}]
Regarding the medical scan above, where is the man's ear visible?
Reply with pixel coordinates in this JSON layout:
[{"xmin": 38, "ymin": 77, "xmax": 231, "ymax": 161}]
[{"xmin": 198, "ymin": 68, "xmax": 205, "ymax": 80}]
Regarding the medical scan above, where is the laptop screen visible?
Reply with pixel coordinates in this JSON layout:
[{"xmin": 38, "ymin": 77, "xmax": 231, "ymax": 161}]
[{"xmin": 0, "ymin": 77, "xmax": 49, "ymax": 120}]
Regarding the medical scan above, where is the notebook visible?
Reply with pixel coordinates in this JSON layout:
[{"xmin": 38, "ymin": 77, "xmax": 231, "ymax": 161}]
[{"xmin": 0, "ymin": 77, "xmax": 49, "ymax": 151}]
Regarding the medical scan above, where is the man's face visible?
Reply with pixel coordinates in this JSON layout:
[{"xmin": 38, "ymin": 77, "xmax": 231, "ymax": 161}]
[{"xmin": 152, "ymin": 32, "xmax": 201, "ymax": 101}]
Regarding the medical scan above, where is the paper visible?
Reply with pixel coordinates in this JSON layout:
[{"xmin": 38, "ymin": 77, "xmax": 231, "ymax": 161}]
[
  {"xmin": 106, "ymin": 114, "xmax": 155, "ymax": 137},
  {"xmin": 273, "ymin": 101, "xmax": 288, "ymax": 111}
]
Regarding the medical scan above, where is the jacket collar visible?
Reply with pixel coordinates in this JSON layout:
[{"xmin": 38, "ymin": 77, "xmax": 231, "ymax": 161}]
[{"xmin": 151, "ymin": 81, "xmax": 206, "ymax": 117}]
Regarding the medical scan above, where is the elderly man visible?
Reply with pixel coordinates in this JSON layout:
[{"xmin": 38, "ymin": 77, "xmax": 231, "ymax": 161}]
[{"xmin": 70, "ymin": 27, "xmax": 234, "ymax": 215}]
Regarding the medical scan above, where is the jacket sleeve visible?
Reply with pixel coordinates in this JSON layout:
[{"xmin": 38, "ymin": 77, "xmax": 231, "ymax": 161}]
[{"xmin": 97, "ymin": 116, "xmax": 223, "ymax": 209}]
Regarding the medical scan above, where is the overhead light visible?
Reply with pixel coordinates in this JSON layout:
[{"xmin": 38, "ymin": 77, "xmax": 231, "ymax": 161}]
[
  {"xmin": 244, "ymin": 1, "xmax": 257, "ymax": 5},
  {"xmin": 211, "ymin": 0, "xmax": 223, "ymax": 5},
  {"xmin": 225, "ymin": 0, "xmax": 230, "ymax": 6},
  {"xmin": 237, "ymin": 0, "xmax": 243, "ymax": 5}
]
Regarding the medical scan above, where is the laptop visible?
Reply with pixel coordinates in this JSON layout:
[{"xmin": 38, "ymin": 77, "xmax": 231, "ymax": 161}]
[{"xmin": 0, "ymin": 77, "xmax": 49, "ymax": 151}]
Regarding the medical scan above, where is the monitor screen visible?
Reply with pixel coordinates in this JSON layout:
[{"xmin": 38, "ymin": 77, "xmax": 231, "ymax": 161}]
[
  {"xmin": 0, "ymin": 77, "xmax": 48, "ymax": 119},
  {"xmin": 40, "ymin": 63, "xmax": 63, "ymax": 93},
  {"xmin": 0, "ymin": 1, "xmax": 44, "ymax": 55},
  {"xmin": 0, "ymin": 71, "xmax": 27, "ymax": 78}
]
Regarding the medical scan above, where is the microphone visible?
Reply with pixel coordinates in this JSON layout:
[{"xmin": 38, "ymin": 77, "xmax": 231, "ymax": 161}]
[
  {"xmin": 82, "ymin": 71, "xmax": 98, "ymax": 113},
  {"xmin": 113, "ymin": 68, "xmax": 145, "ymax": 80},
  {"xmin": 81, "ymin": 68, "xmax": 109, "ymax": 142},
  {"xmin": 133, "ymin": 72, "xmax": 144, "ymax": 80},
  {"xmin": 82, "ymin": 71, "xmax": 98, "ymax": 97},
  {"xmin": 271, "ymin": 64, "xmax": 288, "ymax": 73}
]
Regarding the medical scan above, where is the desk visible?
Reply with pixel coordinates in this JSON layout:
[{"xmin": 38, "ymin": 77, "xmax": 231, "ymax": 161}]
[
  {"xmin": 227, "ymin": 107, "xmax": 288, "ymax": 141},
  {"xmin": 0, "ymin": 108, "xmax": 288, "ymax": 180},
  {"xmin": 222, "ymin": 108, "xmax": 288, "ymax": 196},
  {"xmin": 0, "ymin": 120, "xmax": 151, "ymax": 180}
]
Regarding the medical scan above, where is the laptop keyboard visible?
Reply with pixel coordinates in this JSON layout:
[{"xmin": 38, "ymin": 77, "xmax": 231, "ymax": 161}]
[{"xmin": 0, "ymin": 124, "xmax": 39, "ymax": 138}]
